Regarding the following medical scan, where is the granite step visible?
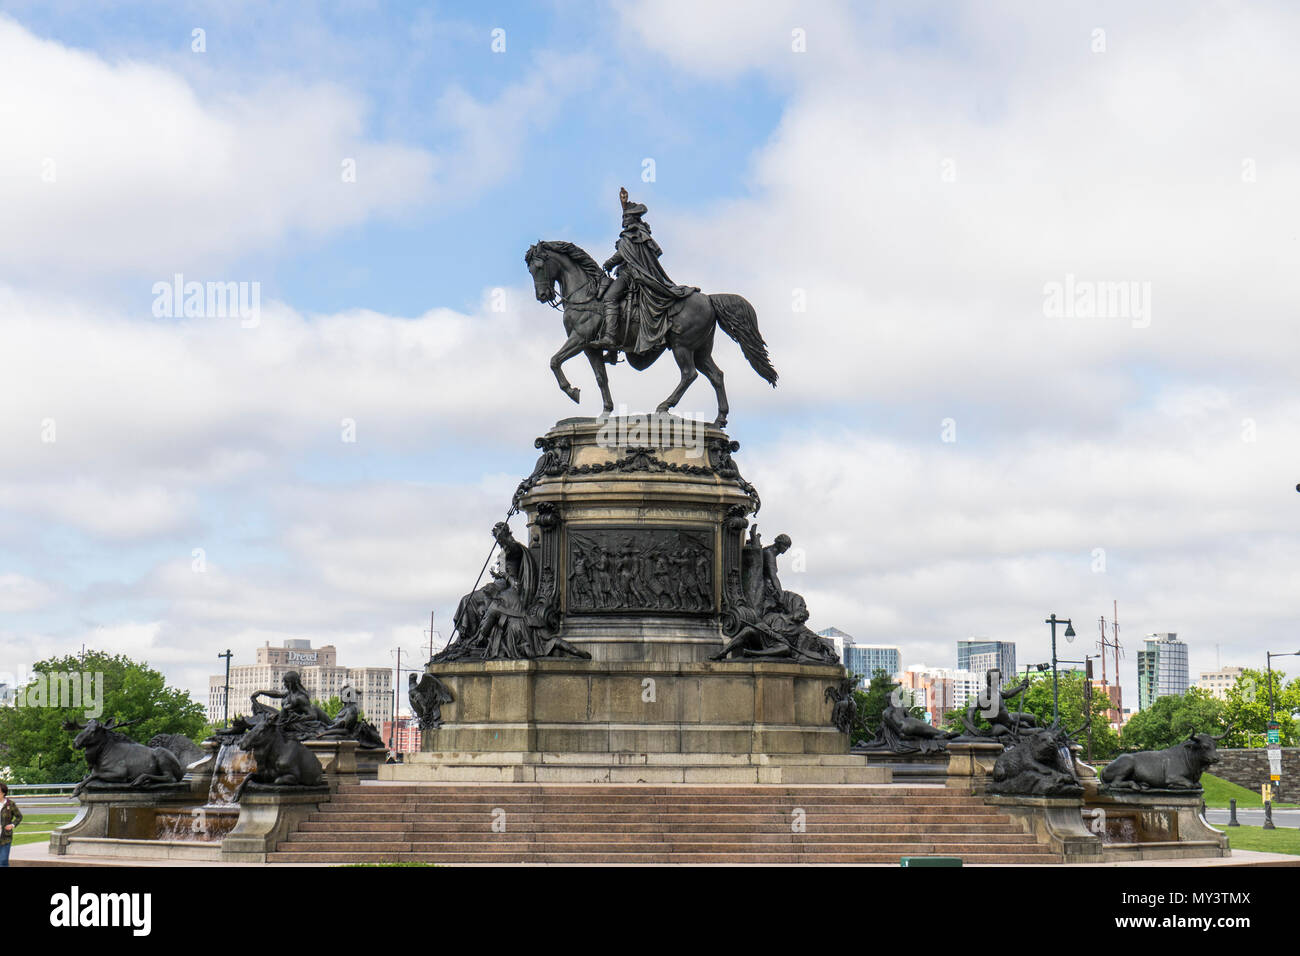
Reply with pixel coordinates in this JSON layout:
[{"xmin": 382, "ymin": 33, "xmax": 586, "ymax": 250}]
[
  {"xmin": 267, "ymin": 850, "xmax": 1059, "ymax": 865},
  {"xmin": 286, "ymin": 830, "xmax": 1042, "ymax": 845},
  {"xmin": 271, "ymin": 782, "xmax": 1060, "ymax": 864},
  {"xmin": 295, "ymin": 820, "xmax": 1021, "ymax": 834}
]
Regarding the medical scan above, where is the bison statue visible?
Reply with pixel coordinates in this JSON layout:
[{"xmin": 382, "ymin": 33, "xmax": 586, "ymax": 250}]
[
  {"xmin": 989, "ymin": 725, "xmax": 1083, "ymax": 797},
  {"xmin": 65, "ymin": 717, "xmax": 185, "ymax": 796},
  {"xmin": 1100, "ymin": 727, "xmax": 1230, "ymax": 792},
  {"xmin": 233, "ymin": 717, "xmax": 325, "ymax": 801}
]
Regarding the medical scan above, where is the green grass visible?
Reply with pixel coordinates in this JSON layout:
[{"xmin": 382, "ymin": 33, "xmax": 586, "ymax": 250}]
[
  {"xmin": 345, "ymin": 862, "xmax": 439, "ymax": 867},
  {"xmin": 1201, "ymin": 773, "xmax": 1298, "ymax": 809},
  {"xmin": 9, "ymin": 812, "xmax": 76, "ymax": 846},
  {"xmin": 1223, "ymin": 825, "xmax": 1300, "ymax": 856}
]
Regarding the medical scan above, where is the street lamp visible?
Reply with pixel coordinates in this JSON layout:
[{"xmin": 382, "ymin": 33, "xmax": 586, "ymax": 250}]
[
  {"xmin": 217, "ymin": 649, "xmax": 233, "ymax": 726},
  {"xmin": 1046, "ymin": 614, "xmax": 1076, "ymax": 725},
  {"xmin": 1265, "ymin": 650, "xmax": 1300, "ymax": 722}
]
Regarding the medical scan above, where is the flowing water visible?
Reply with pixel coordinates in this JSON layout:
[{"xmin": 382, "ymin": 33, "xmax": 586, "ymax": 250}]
[
  {"xmin": 154, "ymin": 806, "xmax": 239, "ymax": 842},
  {"xmin": 207, "ymin": 743, "xmax": 255, "ymax": 806},
  {"xmin": 151, "ymin": 743, "xmax": 255, "ymax": 841}
]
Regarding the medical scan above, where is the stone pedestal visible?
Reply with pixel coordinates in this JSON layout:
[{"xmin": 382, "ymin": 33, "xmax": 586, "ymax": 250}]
[
  {"xmin": 513, "ymin": 415, "xmax": 758, "ymax": 664},
  {"xmin": 944, "ymin": 742, "xmax": 1003, "ymax": 792},
  {"xmin": 985, "ymin": 794, "xmax": 1104, "ymax": 863},
  {"xmin": 1082, "ymin": 789, "xmax": 1230, "ymax": 861},
  {"xmin": 414, "ymin": 658, "xmax": 849, "ymax": 755},
  {"xmin": 383, "ymin": 658, "xmax": 886, "ymax": 783},
  {"xmin": 388, "ymin": 416, "xmax": 880, "ymax": 785},
  {"xmin": 49, "ymin": 786, "xmax": 194, "ymax": 854},
  {"xmin": 220, "ymin": 789, "xmax": 329, "ymax": 863}
]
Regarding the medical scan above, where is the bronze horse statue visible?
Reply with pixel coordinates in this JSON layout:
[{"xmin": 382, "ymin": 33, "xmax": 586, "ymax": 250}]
[{"xmin": 525, "ymin": 240, "xmax": 777, "ymax": 426}]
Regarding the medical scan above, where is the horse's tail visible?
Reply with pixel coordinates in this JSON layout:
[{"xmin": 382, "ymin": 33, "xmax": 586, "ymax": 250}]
[{"xmin": 710, "ymin": 294, "xmax": 778, "ymax": 386}]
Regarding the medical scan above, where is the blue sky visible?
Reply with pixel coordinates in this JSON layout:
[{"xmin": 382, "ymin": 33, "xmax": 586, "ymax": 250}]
[
  {"xmin": 3, "ymin": 1, "xmax": 1299, "ymax": 715},
  {"xmin": 6, "ymin": 0, "xmax": 787, "ymax": 316}
]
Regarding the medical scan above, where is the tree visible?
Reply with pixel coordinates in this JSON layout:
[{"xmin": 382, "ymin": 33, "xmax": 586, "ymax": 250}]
[
  {"xmin": 950, "ymin": 671, "xmax": 1121, "ymax": 759},
  {"xmin": 0, "ymin": 651, "xmax": 206, "ymax": 784},
  {"xmin": 1220, "ymin": 668, "xmax": 1299, "ymax": 748},
  {"xmin": 850, "ymin": 669, "xmax": 924, "ymax": 747},
  {"xmin": 1120, "ymin": 688, "xmax": 1227, "ymax": 752},
  {"xmin": 314, "ymin": 696, "xmax": 344, "ymax": 720}
]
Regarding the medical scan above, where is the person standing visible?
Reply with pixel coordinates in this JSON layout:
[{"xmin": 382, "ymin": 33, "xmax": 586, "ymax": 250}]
[{"xmin": 0, "ymin": 782, "xmax": 23, "ymax": 866}]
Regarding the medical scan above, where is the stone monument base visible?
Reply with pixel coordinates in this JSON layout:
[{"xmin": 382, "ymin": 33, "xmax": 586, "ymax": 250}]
[
  {"xmin": 382, "ymin": 750, "xmax": 887, "ymax": 784},
  {"xmin": 405, "ymin": 658, "xmax": 848, "ymax": 753},
  {"xmin": 387, "ymin": 659, "xmax": 885, "ymax": 784}
]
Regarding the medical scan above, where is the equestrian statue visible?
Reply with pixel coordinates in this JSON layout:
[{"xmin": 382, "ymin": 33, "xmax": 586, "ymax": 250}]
[{"xmin": 526, "ymin": 187, "xmax": 777, "ymax": 426}]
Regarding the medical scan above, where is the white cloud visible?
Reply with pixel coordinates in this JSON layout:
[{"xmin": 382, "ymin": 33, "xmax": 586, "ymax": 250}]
[
  {"xmin": 5, "ymin": 4, "xmax": 1300, "ymax": 712},
  {"xmin": 0, "ymin": 573, "xmax": 54, "ymax": 613},
  {"xmin": 0, "ymin": 18, "xmax": 592, "ymax": 280}
]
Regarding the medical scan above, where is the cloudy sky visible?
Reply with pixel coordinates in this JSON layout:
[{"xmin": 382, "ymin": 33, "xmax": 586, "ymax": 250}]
[{"xmin": 2, "ymin": 1, "xmax": 1297, "ymax": 712}]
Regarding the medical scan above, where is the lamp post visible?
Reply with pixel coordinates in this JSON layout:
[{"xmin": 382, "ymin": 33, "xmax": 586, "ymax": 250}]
[
  {"xmin": 217, "ymin": 649, "xmax": 233, "ymax": 726},
  {"xmin": 1045, "ymin": 614, "xmax": 1076, "ymax": 725},
  {"xmin": 1058, "ymin": 654, "xmax": 1097, "ymax": 758}
]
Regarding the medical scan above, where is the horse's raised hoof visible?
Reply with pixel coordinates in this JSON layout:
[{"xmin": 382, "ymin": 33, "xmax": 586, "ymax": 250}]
[
  {"xmin": 564, "ymin": 386, "xmax": 581, "ymax": 403},
  {"xmin": 713, "ymin": 416, "xmax": 727, "ymax": 428},
  {"xmin": 599, "ymin": 406, "xmax": 614, "ymax": 419},
  {"xmin": 655, "ymin": 403, "xmax": 671, "ymax": 415}
]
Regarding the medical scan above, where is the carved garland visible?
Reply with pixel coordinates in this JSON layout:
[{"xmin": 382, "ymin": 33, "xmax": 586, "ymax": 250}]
[{"xmin": 566, "ymin": 446, "xmax": 713, "ymax": 477}]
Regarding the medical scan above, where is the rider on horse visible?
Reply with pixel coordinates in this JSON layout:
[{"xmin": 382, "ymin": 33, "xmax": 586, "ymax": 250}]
[{"xmin": 592, "ymin": 187, "xmax": 697, "ymax": 352}]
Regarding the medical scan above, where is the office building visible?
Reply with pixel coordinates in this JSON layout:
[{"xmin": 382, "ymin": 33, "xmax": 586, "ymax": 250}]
[
  {"xmin": 817, "ymin": 628, "xmax": 901, "ymax": 687},
  {"xmin": 1196, "ymin": 666, "xmax": 1245, "ymax": 701},
  {"xmin": 899, "ymin": 665, "xmax": 987, "ymax": 725},
  {"xmin": 1137, "ymin": 633, "xmax": 1189, "ymax": 710},
  {"xmin": 208, "ymin": 639, "xmax": 392, "ymax": 725},
  {"xmin": 957, "ymin": 640, "xmax": 1017, "ymax": 682}
]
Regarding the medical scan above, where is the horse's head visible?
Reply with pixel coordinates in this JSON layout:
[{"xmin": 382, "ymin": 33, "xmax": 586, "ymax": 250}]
[{"xmin": 525, "ymin": 242, "xmax": 559, "ymax": 304}]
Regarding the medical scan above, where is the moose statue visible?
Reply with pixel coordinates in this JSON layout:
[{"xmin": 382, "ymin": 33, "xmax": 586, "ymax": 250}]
[
  {"xmin": 232, "ymin": 717, "xmax": 325, "ymax": 801},
  {"xmin": 64, "ymin": 717, "xmax": 185, "ymax": 796},
  {"xmin": 1100, "ymin": 727, "xmax": 1231, "ymax": 792}
]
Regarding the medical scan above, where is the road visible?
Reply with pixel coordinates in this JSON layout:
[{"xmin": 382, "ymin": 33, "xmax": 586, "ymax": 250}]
[{"xmin": 1205, "ymin": 807, "xmax": 1300, "ymax": 827}]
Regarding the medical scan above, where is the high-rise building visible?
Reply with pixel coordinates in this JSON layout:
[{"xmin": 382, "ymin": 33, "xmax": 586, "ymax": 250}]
[
  {"xmin": 899, "ymin": 665, "xmax": 986, "ymax": 725},
  {"xmin": 957, "ymin": 639, "xmax": 1016, "ymax": 682},
  {"xmin": 816, "ymin": 627, "xmax": 853, "ymax": 660},
  {"xmin": 1137, "ymin": 633, "xmax": 1189, "ymax": 710},
  {"xmin": 844, "ymin": 646, "xmax": 902, "ymax": 684},
  {"xmin": 816, "ymin": 628, "xmax": 900, "ymax": 687},
  {"xmin": 207, "ymin": 640, "xmax": 392, "ymax": 725},
  {"xmin": 1196, "ymin": 666, "xmax": 1244, "ymax": 701}
]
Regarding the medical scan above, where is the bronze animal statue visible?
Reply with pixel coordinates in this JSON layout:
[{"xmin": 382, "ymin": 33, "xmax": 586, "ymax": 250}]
[
  {"xmin": 234, "ymin": 717, "xmax": 325, "ymax": 800},
  {"xmin": 64, "ymin": 717, "xmax": 184, "ymax": 796},
  {"xmin": 1101, "ymin": 727, "xmax": 1231, "ymax": 791}
]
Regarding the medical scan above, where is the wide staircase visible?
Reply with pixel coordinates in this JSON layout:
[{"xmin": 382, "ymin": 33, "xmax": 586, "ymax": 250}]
[{"xmin": 268, "ymin": 783, "xmax": 1062, "ymax": 864}]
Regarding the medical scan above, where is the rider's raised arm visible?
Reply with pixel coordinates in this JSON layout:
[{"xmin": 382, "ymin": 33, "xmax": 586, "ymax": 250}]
[{"xmin": 1001, "ymin": 677, "xmax": 1031, "ymax": 699}]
